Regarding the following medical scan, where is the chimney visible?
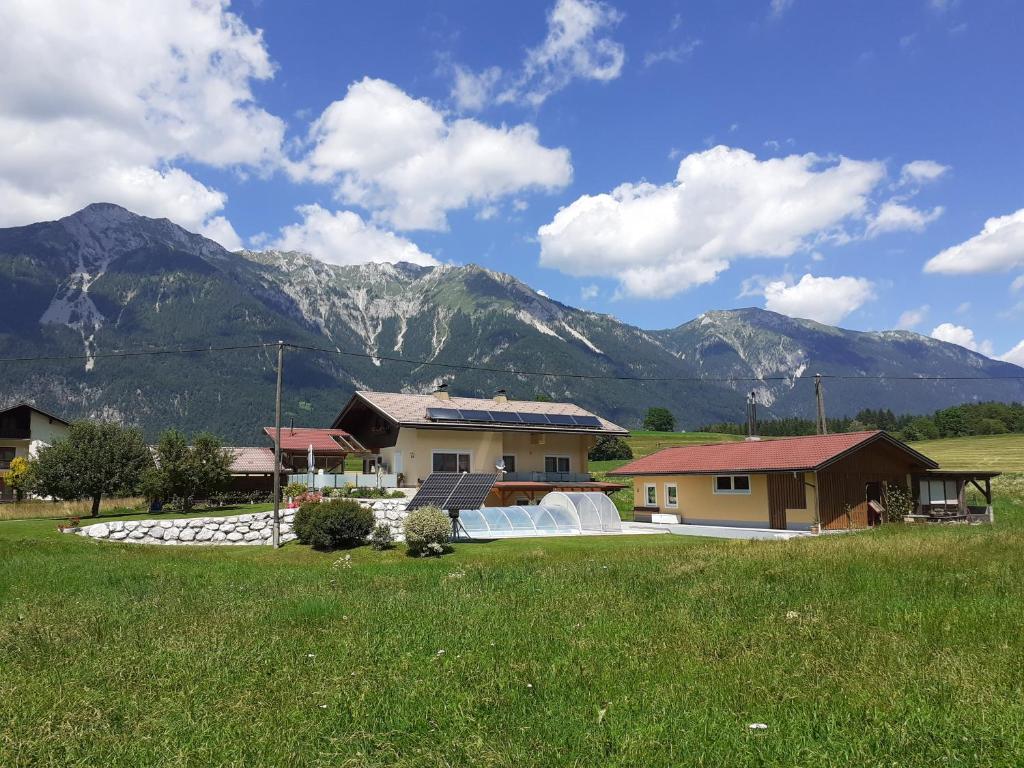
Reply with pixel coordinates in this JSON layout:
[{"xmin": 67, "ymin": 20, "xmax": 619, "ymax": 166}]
[
  {"xmin": 433, "ymin": 383, "xmax": 450, "ymax": 400},
  {"xmin": 494, "ymin": 388, "xmax": 509, "ymax": 403}
]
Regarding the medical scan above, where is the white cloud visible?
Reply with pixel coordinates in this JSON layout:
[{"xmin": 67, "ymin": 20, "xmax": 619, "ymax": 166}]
[
  {"xmin": 643, "ymin": 40, "xmax": 701, "ymax": 67},
  {"xmin": 537, "ymin": 145, "xmax": 885, "ymax": 298},
  {"xmin": 900, "ymin": 159, "xmax": 949, "ymax": 185},
  {"xmin": 955, "ymin": 301, "xmax": 971, "ymax": 315},
  {"xmin": 867, "ymin": 201, "xmax": 944, "ymax": 236},
  {"xmin": 1012, "ymin": 275, "xmax": 1024, "ymax": 293},
  {"xmin": 269, "ymin": 204, "xmax": 437, "ymax": 267},
  {"xmin": 580, "ymin": 284, "xmax": 599, "ymax": 301},
  {"xmin": 504, "ymin": 0, "xmax": 625, "ymax": 106},
  {"xmin": 454, "ymin": 0, "xmax": 625, "ymax": 111},
  {"xmin": 451, "ymin": 65, "xmax": 502, "ymax": 112},
  {"xmin": 762, "ymin": 274, "xmax": 875, "ymax": 325},
  {"xmin": 925, "ymin": 208, "xmax": 1024, "ymax": 274},
  {"xmin": 770, "ymin": 0, "xmax": 795, "ymax": 18},
  {"xmin": 297, "ymin": 78, "xmax": 572, "ymax": 230},
  {"xmin": 897, "ymin": 305, "xmax": 929, "ymax": 329},
  {"xmin": 1000, "ymin": 340, "xmax": 1024, "ymax": 367},
  {"xmin": 930, "ymin": 323, "xmax": 994, "ymax": 356},
  {"xmin": 0, "ymin": 0, "xmax": 285, "ymax": 246}
]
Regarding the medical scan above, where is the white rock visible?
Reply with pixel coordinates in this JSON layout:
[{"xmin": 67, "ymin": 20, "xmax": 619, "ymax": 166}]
[
  {"xmin": 87, "ymin": 524, "xmax": 109, "ymax": 538},
  {"xmin": 110, "ymin": 530, "xmax": 128, "ymax": 540},
  {"xmin": 220, "ymin": 523, "xmax": 235, "ymax": 533},
  {"xmin": 179, "ymin": 528, "xmax": 196, "ymax": 542},
  {"xmin": 250, "ymin": 520, "xmax": 266, "ymax": 530},
  {"xmin": 235, "ymin": 525, "xmax": 250, "ymax": 534},
  {"xmin": 129, "ymin": 529, "xmax": 146, "ymax": 539},
  {"xmin": 165, "ymin": 527, "xmax": 181, "ymax": 541},
  {"xmin": 212, "ymin": 531, "xmax": 227, "ymax": 542},
  {"xmin": 195, "ymin": 528, "xmax": 214, "ymax": 542},
  {"xmin": 124, "ymin": 521, "xmax": 138, "ymax": 531},
  {"xmin": 260, "ymin": 528, "xmax": 271, "ymax": 538},
  {"xmin": 188, "ymin": 519, "xmax": 205, "ymax": 529},
  {"xmin": 149, "ymin": 527, "xmax": 165, "ymax": 540},
  {"xmin": 227, "ymin": 531, "xmax": 243, "ymax": 542},
  {"xmin": 160, "ymin": 520, "xmax": 173, "ymax": 528},
  {"xmin": 243, "ymin": 531, "xmax": 260, "ymax": 541}
]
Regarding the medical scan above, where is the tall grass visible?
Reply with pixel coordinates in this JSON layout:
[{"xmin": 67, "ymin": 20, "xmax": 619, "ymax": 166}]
[{"xmin": 0, "ymin": 496, "xmax": 145, "ymax": 521}]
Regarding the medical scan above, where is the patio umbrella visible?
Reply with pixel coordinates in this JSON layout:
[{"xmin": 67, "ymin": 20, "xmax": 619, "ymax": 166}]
[{"xmin": 307, "ymin": 443, "xmax": 315, "ymax": 489}]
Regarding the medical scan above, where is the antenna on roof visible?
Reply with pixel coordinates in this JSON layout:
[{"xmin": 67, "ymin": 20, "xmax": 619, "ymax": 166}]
[{"xmin": 815, "ymin": 373, "xmax": 828, "ymax": 435}]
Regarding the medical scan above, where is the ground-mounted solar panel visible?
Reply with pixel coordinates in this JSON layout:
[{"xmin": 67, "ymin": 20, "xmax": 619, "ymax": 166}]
[
  {"xmin": 406, "ymin": 472, "xmax": 498, "ymax": 512},
  {"xmin": 426, "ymin": 407, "xmax": 462, "ymax": 421},
  {"xmin": 571, "ymin": 415, "xmax": 603, "ymax": 428}
]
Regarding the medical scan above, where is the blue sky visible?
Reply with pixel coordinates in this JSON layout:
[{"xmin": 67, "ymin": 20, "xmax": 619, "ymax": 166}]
[{"xmin": 3, "ymin": 0, "xmax": 1023, "ymax": 361}]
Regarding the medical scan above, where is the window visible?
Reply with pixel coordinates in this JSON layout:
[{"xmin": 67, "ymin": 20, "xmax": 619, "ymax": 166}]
[
  {"xmin": 433, "ymin": 452, "xmax": 470, "ymax": 473},
  {"xmin": 502, "ymin": 454, "xmax": 517, "ymax": 473},
  {"xmin": 645, "ymin": 484, "xmax": 657, "ymax": 506},
  {"xmin": 920, "ymin": 479, "xmax": 958, "ymax": 506},
  {"xmin": 544, "ymin": 456, "xmax": 570, "ymax": 473},
  {"xmin": 713, "ymin": 475, "xmax": 751, "ymax": 494},
  {"xmin": 0, "ymin": 447, "xmax": 14, "ymax": 467},
  {"xmin": 666, "ymin": 484, "xmax": 678, "ymax": 508}
]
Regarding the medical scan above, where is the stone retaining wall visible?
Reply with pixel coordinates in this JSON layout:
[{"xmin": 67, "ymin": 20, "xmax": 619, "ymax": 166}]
[{"xmin": 65, "ymin": 498, "xmax": 410, "ymax": 546}]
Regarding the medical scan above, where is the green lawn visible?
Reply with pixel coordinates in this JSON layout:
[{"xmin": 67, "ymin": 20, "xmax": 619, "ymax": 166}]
[
  {"xmin": 3, "ymin": 487, "xmax": 1024, "ymax": 765},
  {"xmin": 909, "ymin": 433, "xmax": 1024, "ymax": 473}
]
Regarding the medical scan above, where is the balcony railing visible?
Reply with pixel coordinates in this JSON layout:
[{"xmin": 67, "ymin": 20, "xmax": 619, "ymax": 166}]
[
  {"xmin": 292, "ymin": 472, "xmax": 398, "ymax": 490},
  {"xmin": 502, "ymin": 471, "xmax": 593, "ymax": 483}
]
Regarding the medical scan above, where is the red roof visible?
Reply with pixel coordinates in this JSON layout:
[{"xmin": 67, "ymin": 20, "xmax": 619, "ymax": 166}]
[
  {"xmin": 263, "ymin": 427, "xmax": 367, "ymax": 454},
  {"xmin": 228, "ymin": 447, "xmax": 278, "ymax": 474},
  {"xmin": 608, "ymin": 431, "xmax": 937, "ymax": 476}
]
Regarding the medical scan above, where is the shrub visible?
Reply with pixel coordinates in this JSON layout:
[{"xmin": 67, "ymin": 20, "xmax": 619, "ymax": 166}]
[
  {"xmin": 589, "ymin": 435, "xmax": 633, "ymax": 461},
  {"xmin": 883, "ymin": 483, "xmax": 914, "ymax": 524},
  {"xmin": 284, "ymin": 482, "xmax": 307, "ymax": 499},
  {"xmin": 403, "ymin": 506, "xmax": 450, "ymax": 557},
  {"xmin": 642, "ymin": 407, "xmax": 676, "ymax": 432},
  {"xmin": 345, "ymin": 487, "xmax": 406, "ymax": 499},
  {"xmin": 294, "ymin": 499, "xmax": 374, "ymax": 550},
  {"xmin": 369, "ymin": 522, "xmax": 394, "ymax": 551}
]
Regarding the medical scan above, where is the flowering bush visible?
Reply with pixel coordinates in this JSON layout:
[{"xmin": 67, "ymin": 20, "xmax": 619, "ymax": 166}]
[
  {"xmin": 284, "ymin": 482, "xmax": 308, "ymax": 500},
  {"xmin": 403, "ymin": 506, "xmax": 450, "ymax": 557},
  {"xmin": 369, "ymin": 522, "xmax": 394, "ymax": 551}
]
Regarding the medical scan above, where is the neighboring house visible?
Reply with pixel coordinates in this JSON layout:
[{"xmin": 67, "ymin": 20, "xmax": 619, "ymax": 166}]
[
  {"xmin": 225, "ymin": 447, "xmax": 281, "ymax": 495},
  {"xmin": 224, "ymin": 428, "xmax": 370, "ymax": 494},
  {"xmin": 0, "ymin": 403, "xmax": 71, "ymax": 501},
  {"xmin": 609, "ymin": 431, "xmax": 997, "ymax": 531},
  {"xmin": 331, "ymin": 389, "xmax": 628, "ymax": 504}
]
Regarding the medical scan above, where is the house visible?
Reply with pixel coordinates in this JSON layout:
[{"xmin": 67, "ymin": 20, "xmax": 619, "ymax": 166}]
[
  {"xmin": 331, "ymin": 389, "xmax": 628, "ymax": 505},
  {"xmin": 0, "ymin": 403, "xmax": 71, "ymax": 501},
  {"xmin": 608, "ymin": 431, "xmax": 998, "ymax": 531}
]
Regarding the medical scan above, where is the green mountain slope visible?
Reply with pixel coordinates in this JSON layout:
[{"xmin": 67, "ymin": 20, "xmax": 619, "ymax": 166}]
[{"xmin": 1, "ymin": 204, "xmax": 1021, "ymax": 441}]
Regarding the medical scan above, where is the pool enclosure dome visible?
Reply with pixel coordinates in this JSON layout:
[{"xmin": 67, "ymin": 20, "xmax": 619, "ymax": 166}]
[{"xmin": 457, "ymin": 492, "xmax": 622, "ymax": 537}]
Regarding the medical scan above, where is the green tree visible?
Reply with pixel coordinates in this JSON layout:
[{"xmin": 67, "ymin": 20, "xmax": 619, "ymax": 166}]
[
  {"xmin": 31, "ymin": 421, "xmax": 152, "ymax": 517},
  {"xmin": 934, "ymin": 406, "xmax": 970, "ymax": 437},
  {"xmin": 588, "ymin": 435, "xmax": 633, "ymax": 461},
  {"xmin": 902, "ymin": 417, "xmax": 939, "ymax": 441},
  {"xmin": 143, "ymin": 430, "xmax": 232, "ymax": 511},
  {"xmin": 7, "ymin": 456, "xmax": 32, "ymax": 501},
  {"xmin": 642, "ymin": 407, "xmax": 676, "ymax": 432}
]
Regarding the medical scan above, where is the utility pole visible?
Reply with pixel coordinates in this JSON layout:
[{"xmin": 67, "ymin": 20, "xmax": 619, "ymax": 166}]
[
  {"xmin": 815, "ymin": 373, "xmax": 827, "ymax": 435},
  {"xmin": 272, "ymin": 340, "xmax": 284, "ymax": 549}
]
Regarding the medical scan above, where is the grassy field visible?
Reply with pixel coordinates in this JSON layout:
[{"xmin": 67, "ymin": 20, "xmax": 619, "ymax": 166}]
[
  {"xmin": 909, "ymin": 433, "xmax": 1024, "ymax": 472},
  {"xmin": 0, "ymin": 496, "xmax": 147, "ymax": 522},
  {"xmin": 3, "ymin": 487, "xmax": 1024, "ymax": 765}
]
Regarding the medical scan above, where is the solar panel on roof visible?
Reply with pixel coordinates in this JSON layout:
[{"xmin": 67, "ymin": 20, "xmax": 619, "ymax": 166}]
[
  {"xmin": 571, "ymin": 415, "xmax": 602, "ymax": 427},
  {"xmin": 426, "ymin": 407, "xmax": 462, "ymax": 421},
  {"xmin": 458, "ymin": 409, "xmax": 494, "ymax": 422},
  {"xmin": 489, "ymin": 411, "xmax": 522, "ymax": 423},
  {"xmin": 518, "ymin": 412, "xmax": 551, "ymax": 425},
  {"xmin": 544, "ymin": 414, "xmax": 577, "ymax": 426},
  {"xmin": 406, "ymin": 472, "xmax": 498, "ymax": 512}
]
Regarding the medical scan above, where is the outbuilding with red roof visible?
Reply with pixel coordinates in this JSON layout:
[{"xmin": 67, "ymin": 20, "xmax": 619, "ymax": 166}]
[{"xmin": 609, "ymin": 431, "xmax": 996, "ymax": 531}]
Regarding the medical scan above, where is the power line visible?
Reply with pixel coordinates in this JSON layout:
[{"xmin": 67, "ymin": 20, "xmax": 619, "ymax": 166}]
[{"xmin": 1, "ymin": 340, "xmax": 1023, "ymax": 384}]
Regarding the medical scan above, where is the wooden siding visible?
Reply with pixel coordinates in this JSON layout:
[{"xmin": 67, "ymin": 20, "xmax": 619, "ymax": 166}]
[
  {"xmin": 767, "ymin": 473, "xmax": 807, "ymax": 529},
  {"xmin": 817, "ymin": 439, "xmax": 926, "ymax": 529}
]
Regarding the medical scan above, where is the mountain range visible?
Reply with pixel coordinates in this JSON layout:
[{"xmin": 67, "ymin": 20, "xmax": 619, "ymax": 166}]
[{"xmin": 1, "ymin": 204, "xmax": 1022, "ymax": 443}]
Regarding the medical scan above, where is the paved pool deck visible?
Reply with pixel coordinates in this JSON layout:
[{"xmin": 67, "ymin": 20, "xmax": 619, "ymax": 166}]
[{"xmin": 620, "ymin": 521, "xmax": 815, "ymax": 540}]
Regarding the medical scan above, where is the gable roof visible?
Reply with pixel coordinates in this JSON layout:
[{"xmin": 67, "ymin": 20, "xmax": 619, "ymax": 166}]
[
  {"xmin": 227, "ymin": 447, "xmax": 278, "ymax": 474},
  {"xmin": 335, "ymin": 391, "xmax": 628, "ymax": 435},
  {"xmin": 608, "ymin": 431, "xmax": 938, "ymax": 476},
  {"xmin": 0, "ymin": 401, "xmax": 71, "ymax": 426},
  {"xmin": 262, "ymin": 427, "xmax": 368, "ymax": 454}
]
